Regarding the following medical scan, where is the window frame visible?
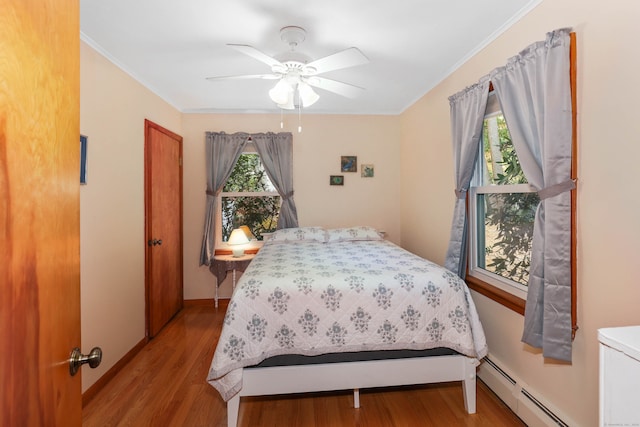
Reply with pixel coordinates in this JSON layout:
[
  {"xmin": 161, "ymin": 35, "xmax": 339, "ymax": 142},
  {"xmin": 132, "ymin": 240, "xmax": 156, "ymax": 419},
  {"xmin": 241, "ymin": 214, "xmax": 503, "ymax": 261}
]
[
  {"xmin": 464, "ymin": 33, "xmax": 578, "ymax": 338},
  {"xmin": 467, "ymin": 183, "xmax": 536, "ymax": 302},
  {"xmin": 466, "ymin": 102, "xmax": 535, "ymax": 310},
  {"xmin": 215, "ymin": 146, "xmax": 280, "ymax": 251}
]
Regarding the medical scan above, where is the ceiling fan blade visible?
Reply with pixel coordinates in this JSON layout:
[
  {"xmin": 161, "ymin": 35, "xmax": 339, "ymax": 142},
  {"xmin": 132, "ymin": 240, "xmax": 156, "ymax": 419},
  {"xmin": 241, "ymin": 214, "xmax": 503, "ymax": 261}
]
[
  {"xmin": 228, "ymin": 44, "xmax": 284, "ymax": 70},
  {"xmin": 206, "ymin": 74, "xmax": 280, "ymax": 81},
  {"xmin": 306, "ymin": 76, "xmax": 365, "ymax": 99},
  {"xmin": 303, "ymin": 47, "xmax": 369, "ymax": 75}
]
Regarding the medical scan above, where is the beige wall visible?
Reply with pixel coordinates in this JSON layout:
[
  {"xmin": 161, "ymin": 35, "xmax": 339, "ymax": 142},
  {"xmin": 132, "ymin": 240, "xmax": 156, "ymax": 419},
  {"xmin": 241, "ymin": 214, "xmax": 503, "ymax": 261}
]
[
  {"xmin": 80, "ymin": 41, "xmax": 401, "ymax": 390},
  {"xmin": 182, "ymin": 113, "xmax": 402, "ymax": 300},
  {"xmin": 79, "ymin": 41, "xmax": 183, "ymax": 391},
  {"xmin": 400, "ymin": 1, "xmax": 640, "ymax": 425},
  {"xmin": 80, "ymin": 1, "xmax": 640, "ymax": 423}
]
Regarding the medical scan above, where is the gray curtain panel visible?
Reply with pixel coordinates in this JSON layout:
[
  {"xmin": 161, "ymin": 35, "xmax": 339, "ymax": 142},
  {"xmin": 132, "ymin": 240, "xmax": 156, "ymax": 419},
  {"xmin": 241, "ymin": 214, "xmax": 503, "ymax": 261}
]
[
  {"xmin": 252, "ymin": 132, "xmax": 299, "ymax": 229},
  {"xmin": 444, "ymin": 78, "xmax": 491, "ymax": 278},
  {"xmin": 199, "ymin": 132, "xmax": 249, "ymax": 266},
  {"xmin": 490, "ymin": 28, "xmax": 574, "ymax": 361}
]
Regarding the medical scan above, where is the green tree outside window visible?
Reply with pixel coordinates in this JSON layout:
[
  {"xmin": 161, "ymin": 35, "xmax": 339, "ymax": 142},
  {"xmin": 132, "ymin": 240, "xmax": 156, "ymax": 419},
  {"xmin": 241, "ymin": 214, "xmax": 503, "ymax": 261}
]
[
  {"xmin": 221, "ymin": 154, "xmax": 280, "ymax": 241},
  {"xmin": 480, "ymin": 116, "xmax": 539, "ymax": 286}
]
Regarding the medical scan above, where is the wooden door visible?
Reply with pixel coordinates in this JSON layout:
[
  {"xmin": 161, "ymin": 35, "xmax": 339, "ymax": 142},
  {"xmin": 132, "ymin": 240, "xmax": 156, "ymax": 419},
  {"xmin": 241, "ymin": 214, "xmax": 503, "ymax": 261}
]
[
  {"xmin": 0, "ymin": 0, "xmax": 82, "ymax": 425},
  {"xmin": 145, "ymin": 120, "xmax": 183, "ymax": 338}
]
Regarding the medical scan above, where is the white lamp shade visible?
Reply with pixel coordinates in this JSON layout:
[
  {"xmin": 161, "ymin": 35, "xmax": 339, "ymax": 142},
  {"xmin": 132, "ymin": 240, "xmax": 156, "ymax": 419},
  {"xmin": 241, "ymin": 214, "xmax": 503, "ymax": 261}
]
[
  {"xmin": 277, "ymin": 90, "xmax": 295, "ymax": 110},
  {"xmin": 228, "ymin": 228, "xmax": 250, "ymax": 257},
  {"xmin": 239, "ymin": 225, "xmax": 255, "ymax": 240},
  {"xmin": 269, "ymin": 79, "xmax": 293, "ymax": 105},
  {"xmin": 298, "ymin": 82, "xmax": 319, "ymax": 107}
]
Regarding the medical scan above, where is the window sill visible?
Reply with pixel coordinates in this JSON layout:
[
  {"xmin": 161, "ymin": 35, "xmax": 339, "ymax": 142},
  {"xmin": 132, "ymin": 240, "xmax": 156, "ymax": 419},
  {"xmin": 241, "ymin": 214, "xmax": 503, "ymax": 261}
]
[{"xmin": 465, "ymin": 275, "xmax": 525, "ymax": 316}]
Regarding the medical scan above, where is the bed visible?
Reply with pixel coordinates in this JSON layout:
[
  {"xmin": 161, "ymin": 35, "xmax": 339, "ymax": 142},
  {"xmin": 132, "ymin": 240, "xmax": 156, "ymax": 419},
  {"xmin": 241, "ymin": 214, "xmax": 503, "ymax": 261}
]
[{"xmin": 207, "ymin": 226, "xmax": 488, "ymax": 426}]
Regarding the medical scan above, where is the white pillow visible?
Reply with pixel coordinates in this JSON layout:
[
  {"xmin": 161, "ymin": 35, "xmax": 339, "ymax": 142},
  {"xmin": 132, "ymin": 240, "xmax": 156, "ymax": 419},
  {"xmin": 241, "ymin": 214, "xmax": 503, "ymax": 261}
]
[
  {"xmin": 326, "ymin": 226, "xmax": 382, "ymax": 242},
  {"xmin": 268, "ymin": 227, "xmax": 327, "ymax": 243}
]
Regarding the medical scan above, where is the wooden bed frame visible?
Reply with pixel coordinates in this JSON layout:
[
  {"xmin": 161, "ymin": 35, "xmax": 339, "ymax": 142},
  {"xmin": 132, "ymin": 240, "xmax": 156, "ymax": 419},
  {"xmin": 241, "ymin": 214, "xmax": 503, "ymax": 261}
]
[{"xmin": 226, "ymin": 354, "xmax": 478, "ymax": 427}]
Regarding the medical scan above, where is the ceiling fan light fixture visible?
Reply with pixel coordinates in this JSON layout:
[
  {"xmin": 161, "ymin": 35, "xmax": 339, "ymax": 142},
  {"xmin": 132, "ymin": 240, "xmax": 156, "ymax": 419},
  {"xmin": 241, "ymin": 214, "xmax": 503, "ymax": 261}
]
[
  {"xmin": 298, "ymin": 82, "xmax": 319, "ymax": 107},
  {"xmin": 277, "ymin": 93, "xmax": 295, "ymax": 110},
  {"xmin": 268, "ymin": 79, "xmax": 293, "ymax": 105}
]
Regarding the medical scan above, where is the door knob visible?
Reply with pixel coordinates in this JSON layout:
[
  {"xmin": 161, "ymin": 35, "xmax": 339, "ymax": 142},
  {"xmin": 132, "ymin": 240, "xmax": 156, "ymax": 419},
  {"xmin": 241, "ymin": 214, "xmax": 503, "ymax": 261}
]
[
  {"xmin": 69, "ymin": 347, "xmax": 102, "ymax": 376},
  {"xmin": 148, "ymin": 239, "xmax": 163, "ymax": 246}
]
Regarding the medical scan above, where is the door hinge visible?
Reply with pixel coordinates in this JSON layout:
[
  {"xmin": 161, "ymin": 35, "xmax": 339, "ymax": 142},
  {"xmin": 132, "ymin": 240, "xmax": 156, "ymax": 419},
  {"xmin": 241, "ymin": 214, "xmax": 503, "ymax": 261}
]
[{"xmin": 179, "ymin": 157, "xmax": 182, "ymax": 167}]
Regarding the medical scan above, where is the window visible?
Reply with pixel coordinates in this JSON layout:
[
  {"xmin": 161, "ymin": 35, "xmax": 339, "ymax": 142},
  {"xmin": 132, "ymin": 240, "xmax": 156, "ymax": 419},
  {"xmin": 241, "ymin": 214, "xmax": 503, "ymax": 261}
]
[
  {"xmin": 218, "ymin": 152, "xmax": 280, "ymax": 244},
  {"xmin": 467, "ymin": 96, "xmax": 538, "ymax": 302},
  {"xmin": 451, "ymin": 31, "xmax": 577, "ymax": 353}
]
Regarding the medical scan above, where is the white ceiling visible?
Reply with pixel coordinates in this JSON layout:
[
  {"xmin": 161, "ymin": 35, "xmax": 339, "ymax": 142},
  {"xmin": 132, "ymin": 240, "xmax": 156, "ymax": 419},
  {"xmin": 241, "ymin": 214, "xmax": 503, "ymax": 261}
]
[{"xmin": 80, "ymin": 0, "xmax": 540, "ymax": 115}]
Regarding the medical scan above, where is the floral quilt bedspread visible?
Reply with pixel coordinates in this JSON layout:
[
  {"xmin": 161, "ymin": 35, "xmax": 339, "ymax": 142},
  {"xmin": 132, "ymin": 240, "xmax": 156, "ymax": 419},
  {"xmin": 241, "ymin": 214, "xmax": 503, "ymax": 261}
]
[{"xmin": 207, "ymin": 238, "xmax": 487, "ymax": 401}]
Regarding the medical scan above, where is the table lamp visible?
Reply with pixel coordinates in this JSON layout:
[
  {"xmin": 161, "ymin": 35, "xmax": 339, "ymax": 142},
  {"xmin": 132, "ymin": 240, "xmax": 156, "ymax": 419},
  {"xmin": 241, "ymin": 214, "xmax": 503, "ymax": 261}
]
[
  {"xmin": 239, "ymin": 225, "xmax": 255, "ymax": 241},
  {"xmin": 228, "ymin": 228, "xmax": 250, "ymax": 257}
]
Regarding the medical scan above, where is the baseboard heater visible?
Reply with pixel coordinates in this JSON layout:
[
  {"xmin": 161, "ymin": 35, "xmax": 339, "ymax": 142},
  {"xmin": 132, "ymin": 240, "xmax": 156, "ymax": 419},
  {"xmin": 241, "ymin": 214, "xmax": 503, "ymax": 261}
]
[{"xmin": 479, "ymin": 356, "xmax": 573, "ymax": 427}]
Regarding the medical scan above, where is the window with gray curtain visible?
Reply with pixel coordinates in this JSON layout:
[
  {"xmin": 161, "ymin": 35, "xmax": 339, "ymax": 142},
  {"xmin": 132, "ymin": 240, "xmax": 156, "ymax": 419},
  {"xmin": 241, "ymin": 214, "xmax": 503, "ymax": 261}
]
[
  {"xmin": 445, "ymin": 28, "xmax": 575, "ymax": 361},
  {"xmin": 199, "ymin": 132, "xmax": 297, "ymax": 266}
]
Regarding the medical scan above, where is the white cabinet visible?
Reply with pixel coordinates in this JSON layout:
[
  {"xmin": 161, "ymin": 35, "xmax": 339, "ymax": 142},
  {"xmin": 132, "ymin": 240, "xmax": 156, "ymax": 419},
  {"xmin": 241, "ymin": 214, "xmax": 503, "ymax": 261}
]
[{"xmin": 598, "ymin": 326, "xmax": 640, "ymax": 426}]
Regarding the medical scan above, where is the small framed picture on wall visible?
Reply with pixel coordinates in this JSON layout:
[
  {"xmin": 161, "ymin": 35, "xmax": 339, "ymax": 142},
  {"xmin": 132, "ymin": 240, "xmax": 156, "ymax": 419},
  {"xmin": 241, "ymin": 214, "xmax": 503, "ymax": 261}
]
[
  {"xmin": 80, "ymin": 134, "xmax": 88, "ymax": 185},
  {"xmin": 341, "ymin": 156, "xmax": 357, "ymax": 172},
  {"xmin": 330, "ymin": 175, "xmax": 344, "ymax": 186},
  {"xmin": 361, "ymin": 164, "xmax": 374, "ymax": 177}
]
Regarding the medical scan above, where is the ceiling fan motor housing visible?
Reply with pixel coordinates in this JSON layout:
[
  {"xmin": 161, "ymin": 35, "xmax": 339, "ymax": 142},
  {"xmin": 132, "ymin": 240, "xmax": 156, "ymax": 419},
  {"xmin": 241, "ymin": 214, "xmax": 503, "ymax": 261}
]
[{"xmin": 273, "ymin": 52, "xmax": 313, "ymax": 70}]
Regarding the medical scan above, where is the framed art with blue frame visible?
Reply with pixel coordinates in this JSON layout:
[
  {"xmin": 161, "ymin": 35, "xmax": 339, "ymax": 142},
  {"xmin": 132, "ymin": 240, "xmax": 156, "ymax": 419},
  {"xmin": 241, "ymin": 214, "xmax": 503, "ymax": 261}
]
[
  {"xmin": 80, "ymin": 134, "xmax": 88, "ymax": 184},
  {"xmin": 341, "ymin": 156, "xmax": 357, "ymax": 172}
]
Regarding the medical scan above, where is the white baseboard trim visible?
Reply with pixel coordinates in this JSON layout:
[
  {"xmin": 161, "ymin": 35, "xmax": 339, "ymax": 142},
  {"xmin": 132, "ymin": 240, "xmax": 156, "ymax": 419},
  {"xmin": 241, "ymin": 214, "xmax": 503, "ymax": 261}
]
[{"xmin": 478, "ymin": 354, "xmax": 577, "ymax": 427}]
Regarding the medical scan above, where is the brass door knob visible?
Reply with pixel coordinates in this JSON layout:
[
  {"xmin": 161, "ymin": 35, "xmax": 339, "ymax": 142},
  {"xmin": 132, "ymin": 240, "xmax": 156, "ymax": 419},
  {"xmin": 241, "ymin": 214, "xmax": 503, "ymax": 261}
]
[{"xmin": 69, "ymin": 347, "xmax": 102, "ymax": 376}]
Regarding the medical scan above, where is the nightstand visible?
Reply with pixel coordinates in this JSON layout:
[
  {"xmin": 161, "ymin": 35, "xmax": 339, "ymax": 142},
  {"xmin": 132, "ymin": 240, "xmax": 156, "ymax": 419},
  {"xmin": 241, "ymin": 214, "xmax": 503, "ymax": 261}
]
[
  {"xmin": 210, "ymin": 253, "xmax": 256, "ymax": 308},
  {"xmin": 599, "ymin": 326, "xmax": 640, "ymax": 425}
]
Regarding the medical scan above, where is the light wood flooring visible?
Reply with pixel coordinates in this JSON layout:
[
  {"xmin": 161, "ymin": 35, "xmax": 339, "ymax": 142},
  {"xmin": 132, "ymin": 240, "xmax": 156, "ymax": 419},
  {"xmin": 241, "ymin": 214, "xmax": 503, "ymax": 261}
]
[{"xmin": 82, "ymin": 301, "xmax": 526, "ymax": 427}]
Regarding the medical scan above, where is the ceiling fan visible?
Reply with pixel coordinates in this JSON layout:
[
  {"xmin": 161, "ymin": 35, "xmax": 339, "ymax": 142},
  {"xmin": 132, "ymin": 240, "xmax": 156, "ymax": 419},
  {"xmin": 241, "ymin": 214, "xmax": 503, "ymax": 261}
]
[{"xmin": 206, "ymin": 26, "xmax": 369, "ymax": 110}]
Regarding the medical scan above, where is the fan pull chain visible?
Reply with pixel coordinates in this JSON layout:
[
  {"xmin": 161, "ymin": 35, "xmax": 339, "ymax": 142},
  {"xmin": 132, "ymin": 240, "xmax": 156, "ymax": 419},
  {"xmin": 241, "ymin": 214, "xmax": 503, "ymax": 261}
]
[
  {"xmin": 280, "ymin": 108, "xmax": 284, "ymax": 129},
  {"xmin": 298, "ymin": 102, "xmax": 302, "ymax": 133}
]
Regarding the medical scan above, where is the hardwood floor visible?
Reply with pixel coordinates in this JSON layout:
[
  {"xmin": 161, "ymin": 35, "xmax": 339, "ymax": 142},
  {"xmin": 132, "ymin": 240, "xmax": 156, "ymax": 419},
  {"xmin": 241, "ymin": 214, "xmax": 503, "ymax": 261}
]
[{"xmin": 83, "ymin": 301, "xmax": 525, "ymax": 427}]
